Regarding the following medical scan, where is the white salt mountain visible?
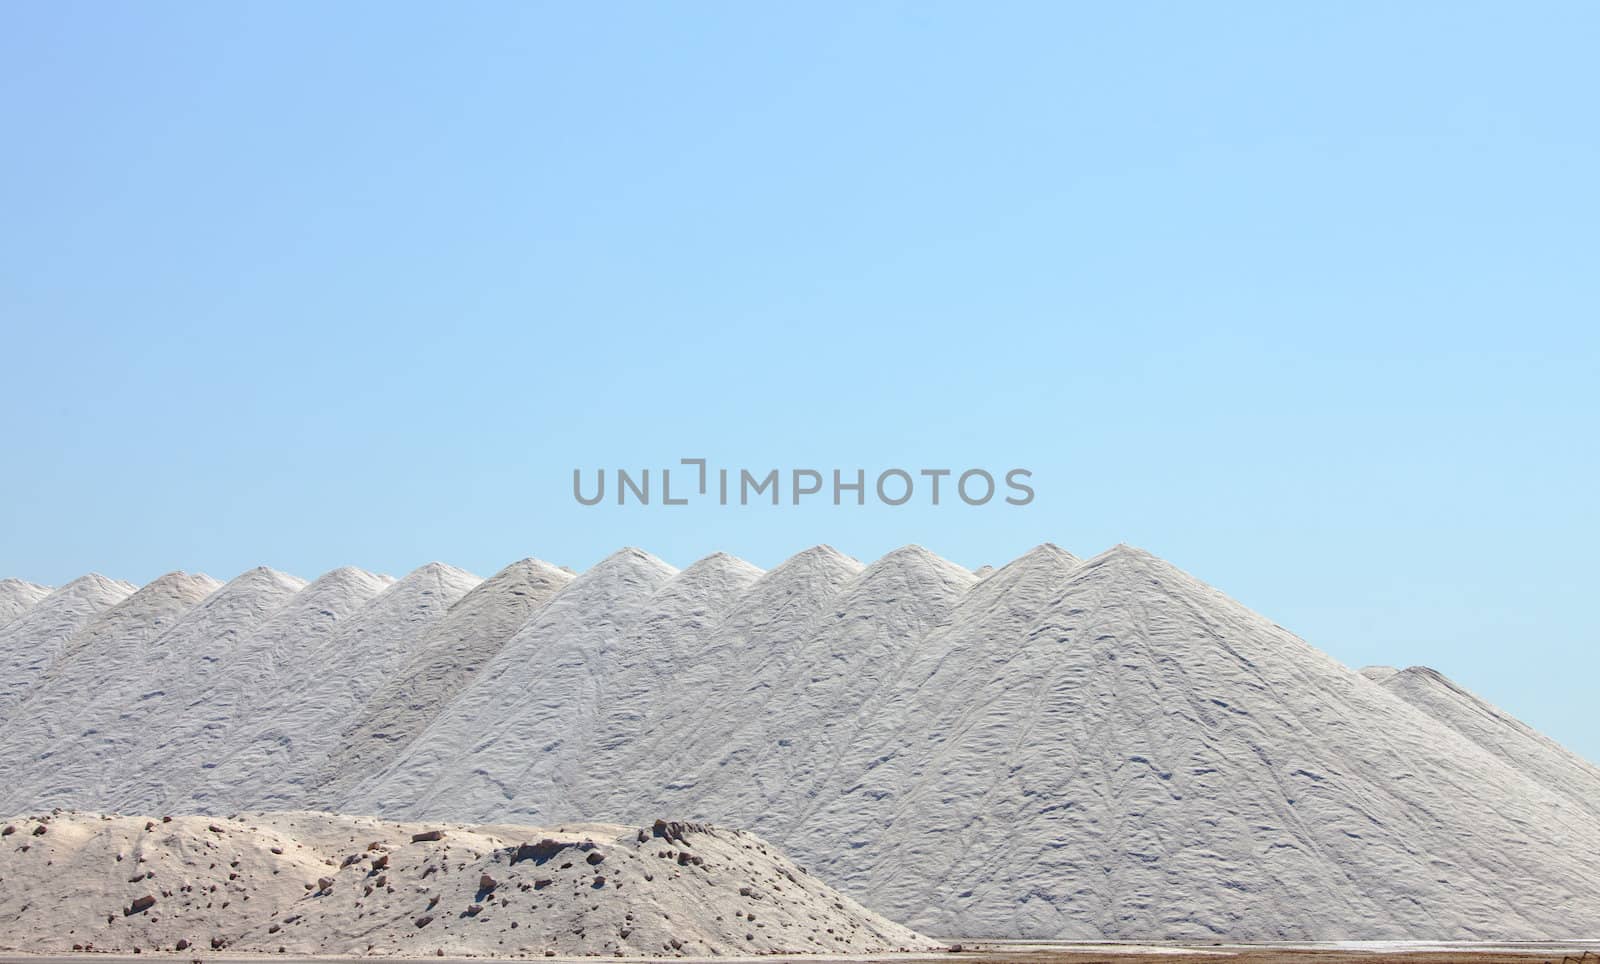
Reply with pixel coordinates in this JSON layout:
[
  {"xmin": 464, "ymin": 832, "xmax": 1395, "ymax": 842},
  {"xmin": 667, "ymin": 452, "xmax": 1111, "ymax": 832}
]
[
  {"xmin": 308, "ymin": 558, "xmax": 575, "ymax": 807},
  {"xmin": 599, "ymin": 545, "xmax": 979, "ymax": 835},
  {"xmin": 347, "ymin": 549, "xmax": 680, "ymax": 819},
  {"xmin": 0, "ymin": 811, "xmax": 934, "ymax": 956},
  {"xmin": 0, "ymin": 578, "xmax": 51, "ymax": 627},
  {"xmin": 571, "ymin": 552, "xmax": 766, "ymax": 811},
  {"xmin": 193, "ymin": 563, "xmax": 481, "ymax": 812},
  {"xmin": 0, "ymin": 571, "xmax": 223, "ymax": 797},
  {"xmin": 797, "ymin": 546, "xmax": 1600, "ymax": 940},
  {"xmin": 6, "ymin": 544, "xmax": 1600, "ymax": 941},
  {"xmin": 1364, "ymin": 664, "xmax": 1600, "ymax": 823},
  {"xmin": 746, "ymin": 542, "xmax": 1084, "ymax": 889},
  {"xmin": 0, "ymin": 573, "xmax": 137, "ymax": 716},
  {"xmin": 592, "ymin": 546, "xmax": 866, "ymax": 822},
  {"xmin": 0, "ymin": 568, "xmax": 309, "ymax": 813},
  {"xmin": 430, "ymin": 551, "xmax": 767, "ymax": 823},
  {"xmin": 103, "ymin": 566, "xmax": 395, "ymax": 813}
]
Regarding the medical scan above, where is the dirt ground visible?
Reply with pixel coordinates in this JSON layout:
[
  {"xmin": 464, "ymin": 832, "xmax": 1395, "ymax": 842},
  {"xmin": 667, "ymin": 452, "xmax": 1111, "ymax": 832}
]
[
  {"xmin": 942, "ymin": 943, "xmax": 1600, "ymax": 964},
  {"xmin": 1, "ymin": 943, "xmax": 1597, "ymax": 964}
]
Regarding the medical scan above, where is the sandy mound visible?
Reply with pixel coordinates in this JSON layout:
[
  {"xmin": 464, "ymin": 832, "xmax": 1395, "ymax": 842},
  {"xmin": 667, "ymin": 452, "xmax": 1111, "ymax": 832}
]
[{"xmin": 0, "ymin": 811, "xmax": 935, "ymax": 956}]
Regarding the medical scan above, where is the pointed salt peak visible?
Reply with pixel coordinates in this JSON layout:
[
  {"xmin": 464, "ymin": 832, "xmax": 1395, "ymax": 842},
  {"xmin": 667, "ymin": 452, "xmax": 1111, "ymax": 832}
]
[
  {"xmin": 1393, "ymin": 665, "xmax": 1452, "ymax": 685},
  {"xmin": 449, "ymin": 559, "xmax": 571, "ymax": 610},
  {"xmin": 1105, "ymin": 542, "xmax": 1160, "ymax": 561},
  {"xmin": 1079, "ymin": 543, "xmax": 1179, "ymax": 579},
  {"xmin": 1024, "ymin": 542, "xmax": 1080, "ymax": 565},
  {"xmin": 57, "ymin": 572, "xmax": 137, "ymax": 596},
  {"xmin": 0, "ymin": 578, "xmax": 50, "ymax": 592},
  {"xmin": 226, "ymin": 566, "xmax": 307, "ymax": 594},
  {"xmin": 483, "ymin": 557, "xmax": 575, "ymax": 586},
  {"xmin": 584, "ymin": 547, "xmax": 679, "ymax": 582},
  {"xmin": 137, "ymin": 570, "xmax": 223, "ymax": 598},
  {"xmin": 862, "ymin": 545, "xmax": 976, "ymax": 585},
  {"xmin": 773, "ymin": 544, "xmax": 864, "ymax": 579},
  {"xmin": 307, "ymin": 566, "xmax": 391, "ymax": 591},
  {"xmin": 674, "ymin": 551, "xmax": 765, "ymax": 586},
  {"xmin": 1360, "ymin": 665, "xmax": 1402, "ymax": 684},
  {"xmin": 642, "ymin": 554, "xmax": 764, "ymax": 613},
  {"xmin": 399, "ymin": 561, "xmax": 482, "ymax": 593},
  {"xmin": 979, "ymin": 542, "xmax": 1081, "ymax": 585}
]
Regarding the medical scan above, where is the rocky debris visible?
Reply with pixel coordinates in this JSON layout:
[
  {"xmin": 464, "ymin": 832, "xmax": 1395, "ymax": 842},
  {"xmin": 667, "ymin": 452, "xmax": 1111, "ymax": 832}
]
[
  {"xmin": 124, "ymin": 895, "xmax": 156, "ymax": 916},
  {"xmin": 651, "ymin": 818, "xmax": 708, "ymax": 844},
  {"xmin": 511, "ymin": 838, "xmax": 563, "ymax": 864},
  {"xmin": 410, "ymin": 829, "xmax": 444, "ymax": 842}
]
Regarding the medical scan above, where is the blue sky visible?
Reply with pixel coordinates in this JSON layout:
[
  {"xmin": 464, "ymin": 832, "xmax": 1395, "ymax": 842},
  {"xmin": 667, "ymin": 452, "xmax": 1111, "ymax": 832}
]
[{"xmin": 3, "ymin": 2, "xmax": 1597, "ymax": 760}]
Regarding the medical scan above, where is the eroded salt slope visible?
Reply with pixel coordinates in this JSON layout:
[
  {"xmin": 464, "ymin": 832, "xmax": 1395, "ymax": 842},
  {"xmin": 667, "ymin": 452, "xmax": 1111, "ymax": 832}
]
[
  {"xmin": 810, "ymin": 546, "xmax": 1600, "ymax": 939},
  {"xmin": 570, "ymin": 553, "xmax": 766, "ymax": 811},
  {"xmin": 0, "ymin": 578, "xmax": 51, "ymax": 627},
  {"xmin": 754, "ymin": 542, "xmax": 1083, "ymax": 880},
  {"xmin": 196, "ymin": 563, "xmax": 481, "ymax": 811},
  {"xmin": 0, "ymin": 573, "xmax": 136, "ymax": 716},
  {"xmin": 0, "ymin": 569, "xmax": 309, "ymax": 813},
  {"xmin": 104, "ymin": 566, "xmax": 395, "ymax": 813},
  {"xmin": 1365, "ymin": 664, "xmax": 1600, "ymax": 822},
  {"xmin": 605, "ymin": 546, "xmax": 979, "ymax": 835},
  {"xmin": 348, "ymin": 549, "xmax": 679, "ymax": 819},
  {"xmin": 309, "ymin": 558, "xmax": 575, "ymax": 807},
  {"xmin": 0, "ymin": 811, "xmax": 935, "ymax": 956},
  {"xmin": 594, "ymin": 545, "xmax": 867, "ymax": 822},
  {"xmin": 450, "ymin": 552, "xmax": 768, "ymax": 823}
]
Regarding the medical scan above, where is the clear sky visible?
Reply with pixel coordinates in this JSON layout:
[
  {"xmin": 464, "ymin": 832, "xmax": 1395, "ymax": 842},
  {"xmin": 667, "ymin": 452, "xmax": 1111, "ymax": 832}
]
[{"xmin": 3, "ymin": 2, "xmax": 1596, "ymax": 760}]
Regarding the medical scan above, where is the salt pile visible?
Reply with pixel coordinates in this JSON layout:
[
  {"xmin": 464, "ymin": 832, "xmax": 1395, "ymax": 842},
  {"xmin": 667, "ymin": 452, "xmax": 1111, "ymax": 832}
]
[
  {"xmin": 1364, "ymin": 664, "xmax": 1600, "ymax": 822},
  {"xmin": 0, "ymin": 568, "xmax": 305, "ymax": 813},
  {"xmin": 0, "ymin": 811, "xmax": 934, "ymax": 956},
  {"xmin": 347, "ymin": 549, "xmax": 678, "ymax": 819},
  {"xmin": 0, "ymin": 578, "xmax": 51, "ymax": 626},
  {"xmin": 738, "ymin": 545, "xmax": 1600, "ymax": 939},
  {"xmin": 194, "ymin": 562, "xmax": 481, "ymax": 811},
  {"xmin": 310, "ymin": 558, "xmax": 575, "ymax": 807},
  {"xmin": 104, "ymin": 566, "xmax": 395, "ymax": 813},
  {"xmin": 0, "ymin": 572, "xmax": 137, "ymax": 716},
  {"xmin": 598, "ymin": 545, "xmax": 978, "ymax": 835},
  {"xmin": 4, "ymin": 544, "xmax": 1600, "ymax": 941},
  {"xmin": 594, "ymin": 545, "xmax": 865, "ymax": 822}
]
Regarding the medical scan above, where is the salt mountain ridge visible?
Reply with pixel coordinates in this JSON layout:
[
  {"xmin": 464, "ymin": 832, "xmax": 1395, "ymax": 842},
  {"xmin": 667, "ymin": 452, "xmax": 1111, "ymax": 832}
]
[{"xmin": 1, "ymin": 544, "xmax": 1596, "ymax": 941}]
